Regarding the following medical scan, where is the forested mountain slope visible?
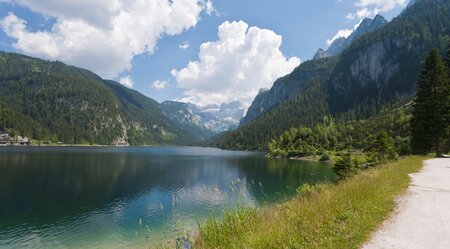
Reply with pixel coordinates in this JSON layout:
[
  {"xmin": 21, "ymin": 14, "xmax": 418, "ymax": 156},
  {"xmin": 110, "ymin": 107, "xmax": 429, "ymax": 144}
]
[
  {"xmin": 241, "ymin": 15, "xmax": 388, "ymax": 127},
  {"xmin": 328, "ymin": 0, "xmax": 450, "ymax": 116},
  {"xmin": 240, "ymin": 57, "xmax": 337, "ymax": 126},
  {"xmin": 0, "ymin": 52, "xmax": 195, "ymax": 145},
  {"xmin": 214, "ymin": 0, "xmax": 450, "ymax": 151}
]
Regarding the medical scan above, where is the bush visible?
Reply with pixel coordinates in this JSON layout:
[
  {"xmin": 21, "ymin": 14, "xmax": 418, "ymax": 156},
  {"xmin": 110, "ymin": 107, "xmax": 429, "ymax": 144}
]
[
  {"xmin": 296, "ymin": 183, "xmax": 314, "ymax": 196},
  {"xmin": 333, "ymin": 149, "xmax": 359, "ymax": 180},
  {"xmin": 319, "ymin": 152, "xmax": 331, "ymax": 161}
]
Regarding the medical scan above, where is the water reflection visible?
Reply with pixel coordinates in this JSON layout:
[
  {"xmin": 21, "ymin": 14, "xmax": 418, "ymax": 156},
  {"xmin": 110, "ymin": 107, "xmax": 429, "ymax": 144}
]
[{"xmin": 0, "ymin": 147, "xmax": 334, "ymax": 248}]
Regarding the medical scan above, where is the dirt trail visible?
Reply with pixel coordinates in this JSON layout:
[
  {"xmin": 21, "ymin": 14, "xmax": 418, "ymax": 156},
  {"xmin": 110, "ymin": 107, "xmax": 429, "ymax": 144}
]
[{"xmin": 363, "ymin": 158, "xmax": 450, "ymax": 249}]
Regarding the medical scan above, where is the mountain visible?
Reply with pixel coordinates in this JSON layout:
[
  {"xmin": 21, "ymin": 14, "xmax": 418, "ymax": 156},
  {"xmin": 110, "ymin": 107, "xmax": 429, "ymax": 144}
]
[
  {"xmin": 160, "ymin": 101, "xmax": 216, "ymax": 141},
  {"xmin": 199, "ymin": 101, "xmax": 245, "ymax": 132},
  {"xmin": 242, "ymin": 16, "xmax": 387, "ymax": 127},
  {"xmin": 313, "ymin": 15, "xmax": 387, "ymax": 60},
  {"xmin": 0, "ymin": 52, "xmax": 197, "ymax": 145},
  {"xmin": 161, "ymin": 100, "xmax": 245, "ymax": 135},
  {"xmin": 408, "ymin": 0, "xmax": 417, "ymax": 7},
  {"xmin": 214, "ymin": 0, "xmax": 450, "ymax": 151},
  {"xmin": 240, "ymin": 57, "xmax": 337, "ymax": 126}
]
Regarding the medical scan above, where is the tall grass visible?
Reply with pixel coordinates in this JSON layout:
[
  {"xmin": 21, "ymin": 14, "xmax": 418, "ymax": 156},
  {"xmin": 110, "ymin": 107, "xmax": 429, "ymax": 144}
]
[{"xmin": 195, "ymin": 156, "xmax": 427, "ymax": 248}]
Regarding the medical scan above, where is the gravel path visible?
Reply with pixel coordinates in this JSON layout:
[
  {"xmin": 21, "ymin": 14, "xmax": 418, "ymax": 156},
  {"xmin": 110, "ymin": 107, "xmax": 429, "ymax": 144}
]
[{"xmin": 363, "ymin": 158, "xmax": 450, "ymax": 249}]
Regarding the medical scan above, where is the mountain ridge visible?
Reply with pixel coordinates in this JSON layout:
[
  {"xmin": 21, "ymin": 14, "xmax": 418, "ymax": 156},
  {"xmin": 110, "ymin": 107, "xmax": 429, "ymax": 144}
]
[
  {"xmin": 0, "ymin": 52, "xmax": 202, "ymax": 145},
  {"xmin": 313, "ymin": 14, "xmax": 387, "ymax": 60},
  {"xmin": 0, "ymin": 51, "xmax": 246, "ymax": 145},
  {"xmin": 241, "ymin": 15, "xmax": 388, "ymax": 127},
  {"xmin": 214, "ymin": 0, "xmax": 450, "ymax": 151}
]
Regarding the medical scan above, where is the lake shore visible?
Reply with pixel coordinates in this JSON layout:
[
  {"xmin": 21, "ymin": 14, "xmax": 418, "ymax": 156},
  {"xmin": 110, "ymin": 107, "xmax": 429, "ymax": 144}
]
[
  {"xmin": 194, "ymin": 156, "xmax": 428, "ymax": 248},
  {"xmin": 0, "ymin": 147, "xmax": 333, "ymax": 249}
]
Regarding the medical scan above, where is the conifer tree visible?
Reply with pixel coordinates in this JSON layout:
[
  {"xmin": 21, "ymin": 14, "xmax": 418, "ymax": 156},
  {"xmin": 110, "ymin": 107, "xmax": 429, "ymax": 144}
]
[
  {"xmin": 371, "ymin": 130, "xmax": 397, "ymax": 162},
  {"xmin": 333, "ymin": 148, "xmax": 358, "ymax": 180},
  {"xmin": 443, "ymin": 44, "xmax": 450, "ymax": 153},
  {"xmin": 410, "ymin": 49, "xmax": 448, "ymax": 156}
]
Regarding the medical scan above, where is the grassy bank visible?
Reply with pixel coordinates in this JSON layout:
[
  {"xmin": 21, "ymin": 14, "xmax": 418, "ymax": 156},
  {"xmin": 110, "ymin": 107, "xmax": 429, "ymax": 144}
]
[{"xmin": 195, "ymin": 156, "xmax": 427, "ymax": 248}]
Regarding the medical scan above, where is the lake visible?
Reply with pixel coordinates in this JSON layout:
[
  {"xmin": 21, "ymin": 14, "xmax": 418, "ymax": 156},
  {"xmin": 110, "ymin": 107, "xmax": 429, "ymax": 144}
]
[{"xmin": 0, "ymin": 146, "xmax": 334, "ymax": 248}]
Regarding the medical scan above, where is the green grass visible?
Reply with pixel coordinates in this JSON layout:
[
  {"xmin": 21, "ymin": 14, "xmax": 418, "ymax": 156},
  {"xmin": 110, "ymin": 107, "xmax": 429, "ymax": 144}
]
[{"xmin": 195, "ymin": 156, "xmax": 427, "ymax": 249}]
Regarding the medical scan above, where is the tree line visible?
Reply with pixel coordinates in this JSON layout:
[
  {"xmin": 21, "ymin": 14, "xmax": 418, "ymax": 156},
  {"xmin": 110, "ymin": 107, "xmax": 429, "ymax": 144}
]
[{"xmin": 269, "ymin": 46, "xmax": 450, "ymax": 180}]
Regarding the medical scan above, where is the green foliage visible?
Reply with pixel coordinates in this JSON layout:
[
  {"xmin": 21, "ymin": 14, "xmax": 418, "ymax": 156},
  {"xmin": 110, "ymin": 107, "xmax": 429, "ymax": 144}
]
[
  {"xmin": 241, "ymin": 57, "xmax": 338, "ymax": 126},
  {"xmin": 410, "ymin": 48, "xmax": 450, "ymax": 156},
  {"xmin": 0, "ymin": 52, "xmax": 196, "ymax": 145},
  {"xmin": 213, "ymin": 60, "xmax": 335, "ymax": 151},
  {"xmin": 445, "ymin": 44, "xmax": 450, "ymax": 153},
  {"xmin": 213, "ymin": 0, "xmax": 450, "ymax": 152},
  {"xmin": 195, "ymin": 156, "xmax": 427, "ymax": 249},
  {"xmin": 196, "ymin": 207, "xmax": 260, "ymax": 248},
  {"xmin": 329, "ymin": 0, "xmax": 450, "ymax": 115},
  {"xmin": 333, "ymin": 149, "xmax": 359, "ymax": 180},
  {"xmin": 370, "ymin": 130, "xmax": 398, "ymax": 163},
  {"xmin": 268, "ymin": 107, "xmax": 411, "ymax": 160},
  {"xmin": 319, "ymin": 152, "xmax": 331, "ymax": 162}
]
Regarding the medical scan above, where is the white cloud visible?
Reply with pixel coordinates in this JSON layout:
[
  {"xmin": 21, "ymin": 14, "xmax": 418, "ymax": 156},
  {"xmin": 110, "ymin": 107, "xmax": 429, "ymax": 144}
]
[
  {"xmin": 204, "ymin": 0, "xmax": 215, "ymax": 15},
  {"xmin": 0, "ymin": 0, "xmax": 207, "ymax": 78},
  {"xmin": 326, "ymin": 20, "xmax": 363, "ymax": 46},
  {"xmin": 179, "ymin": 42, "xmax": 189, "ymax": 50},
  {"xmin": 347, "ymin": 0, "xmax": 407, "ymax": 19},
  {"xmin": 326, "ymin": 29, "xmax": 353, "ymax": 45},
  {"xmin": 119, "ymin": 76, "xmax": 134, "ymax": 88},
  {"xmin": 171, "ymin": 20, "xmax": 300, "ymax": 106},
  {"xmin": 152, "ymin": 80, "xmax": 168, "ymax": 90}
]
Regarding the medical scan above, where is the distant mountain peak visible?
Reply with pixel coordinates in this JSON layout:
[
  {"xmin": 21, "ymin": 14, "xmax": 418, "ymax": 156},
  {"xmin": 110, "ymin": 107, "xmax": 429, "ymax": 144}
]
[
  {"xmin": 161, "ymin": 100, "xmax": 245, "ymax": 134},
  {"xmin": 313, "ymin": 14, "xmax": 387, "ymax": 60},
  {"xmin": 359, "ymin": 15, "xmax": 387, "ymax": 30},
  {"xmin": 259, "ymin": 88, "xmax": 269, "ymax": 94},
  {"xmin": 313, "ymin": 48, "xmax": 326, "ymax": 60},
  {"xmin": 373, "ymin": 14, "xmax": 387, "ymax": 22}
]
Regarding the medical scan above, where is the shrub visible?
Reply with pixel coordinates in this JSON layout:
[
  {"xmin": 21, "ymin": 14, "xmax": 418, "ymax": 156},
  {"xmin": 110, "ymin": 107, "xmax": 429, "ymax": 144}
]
[
  {"xmin": 333, "ymin": 149, "xmax": 359, "ymax": 180},
  {"xmin": 319, "ymin": 152, "xmax": 331, "ymax": 161}
]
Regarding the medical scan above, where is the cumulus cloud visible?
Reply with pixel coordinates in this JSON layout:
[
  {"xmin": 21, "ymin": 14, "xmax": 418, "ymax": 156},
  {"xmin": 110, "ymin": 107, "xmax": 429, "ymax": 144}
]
[
  {"xmin": 171, "ymin": 21, "xmax": 300, "ymax": 106},
  {"xmin": 119, "ymin": 76, "xmax": 134, "ymax": 88},
  {"xmin": 152, "ymin": 80, "xmax": 168, "ymax": 90},
  {"xmin": 0, "ymin": 0, "xmax": 207, "ymax": 78},
  {"xmin": 347, "ymin": 0, "xmax": 407, "ymax": 19}
]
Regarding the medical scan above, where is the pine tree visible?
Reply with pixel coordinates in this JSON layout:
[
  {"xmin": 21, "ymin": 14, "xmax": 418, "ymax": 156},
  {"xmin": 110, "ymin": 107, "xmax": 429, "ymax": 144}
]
[
  {"xmin": 410, "ymin": 49, "xmax": 448, "ymax": 156},
  {"xmin": 371, "ymin": 130, "xmax": 397, "ymax": 162},
  {"xmin": 333, "ymin": 148, "xmax": 358, "ymax": 181},
  {"xmin": 443, "ymin": 44, "xmax": 450, "ymax": 153}
]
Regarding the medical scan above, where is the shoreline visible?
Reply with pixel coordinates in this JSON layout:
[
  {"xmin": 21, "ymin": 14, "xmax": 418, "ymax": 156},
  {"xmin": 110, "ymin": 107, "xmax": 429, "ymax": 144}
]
[
  {"xmin": 194, "ymin": 156, "xmax": 427, "ymax": 248},
  {"xmin": 266, "ymin": 153, "xmax": 332, "ymax": 163}
]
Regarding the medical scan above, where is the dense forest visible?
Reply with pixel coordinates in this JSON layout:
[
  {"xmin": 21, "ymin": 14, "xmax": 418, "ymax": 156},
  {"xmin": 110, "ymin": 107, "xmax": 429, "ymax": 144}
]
[
  {"xmin": 267, "ymin": 106, "xmax": 410, "ymax": 159},
  {"xmin": 269, "ymin": 47, "xmax": 450, "ymax": 180},
  {"xmin": 0, "ymin": 0, "xmax": 448, "ymax": 150},
  {"xmin": 0, "ymin": 52, "xmax": 196, "ymax": 145},
  {"xmin": 213, "ymin": 0, "xmax": 450, "ymax": 151}
]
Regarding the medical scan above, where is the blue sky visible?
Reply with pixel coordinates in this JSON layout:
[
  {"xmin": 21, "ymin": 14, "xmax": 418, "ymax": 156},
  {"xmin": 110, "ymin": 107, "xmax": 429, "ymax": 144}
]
[{"xmin": 0, "ymin": 0, "xmax": 409, "ymax": 107}]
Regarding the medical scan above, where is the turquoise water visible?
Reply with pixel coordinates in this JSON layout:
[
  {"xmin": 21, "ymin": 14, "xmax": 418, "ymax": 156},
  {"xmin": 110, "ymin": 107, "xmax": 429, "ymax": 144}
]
[{"xmin": 0, "ymin": 146, "xmax": 334, "ymax": 248}]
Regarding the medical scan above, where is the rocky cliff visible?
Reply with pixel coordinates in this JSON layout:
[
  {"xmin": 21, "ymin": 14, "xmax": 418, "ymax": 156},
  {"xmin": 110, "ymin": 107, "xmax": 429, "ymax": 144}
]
[
  {"xmin": 313, "ymin": 15, "xmax": 387, "ymax": 60},
  {"xmin": 240, "ymin": 57, "xmax": 337, "ymax": 126}
]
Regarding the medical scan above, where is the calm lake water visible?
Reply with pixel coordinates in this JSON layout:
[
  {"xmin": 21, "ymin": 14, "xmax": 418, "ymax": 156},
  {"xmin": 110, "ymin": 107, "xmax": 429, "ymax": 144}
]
[{"xmin": 0, "ymin": 146, "xmax": 334, "ymax": 248}]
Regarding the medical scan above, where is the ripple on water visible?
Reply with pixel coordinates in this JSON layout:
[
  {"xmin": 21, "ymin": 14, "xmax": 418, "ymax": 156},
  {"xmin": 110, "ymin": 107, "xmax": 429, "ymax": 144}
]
[{"xmin": 0, "ymin": 147, "xmax": 335, "ymax": 248}]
